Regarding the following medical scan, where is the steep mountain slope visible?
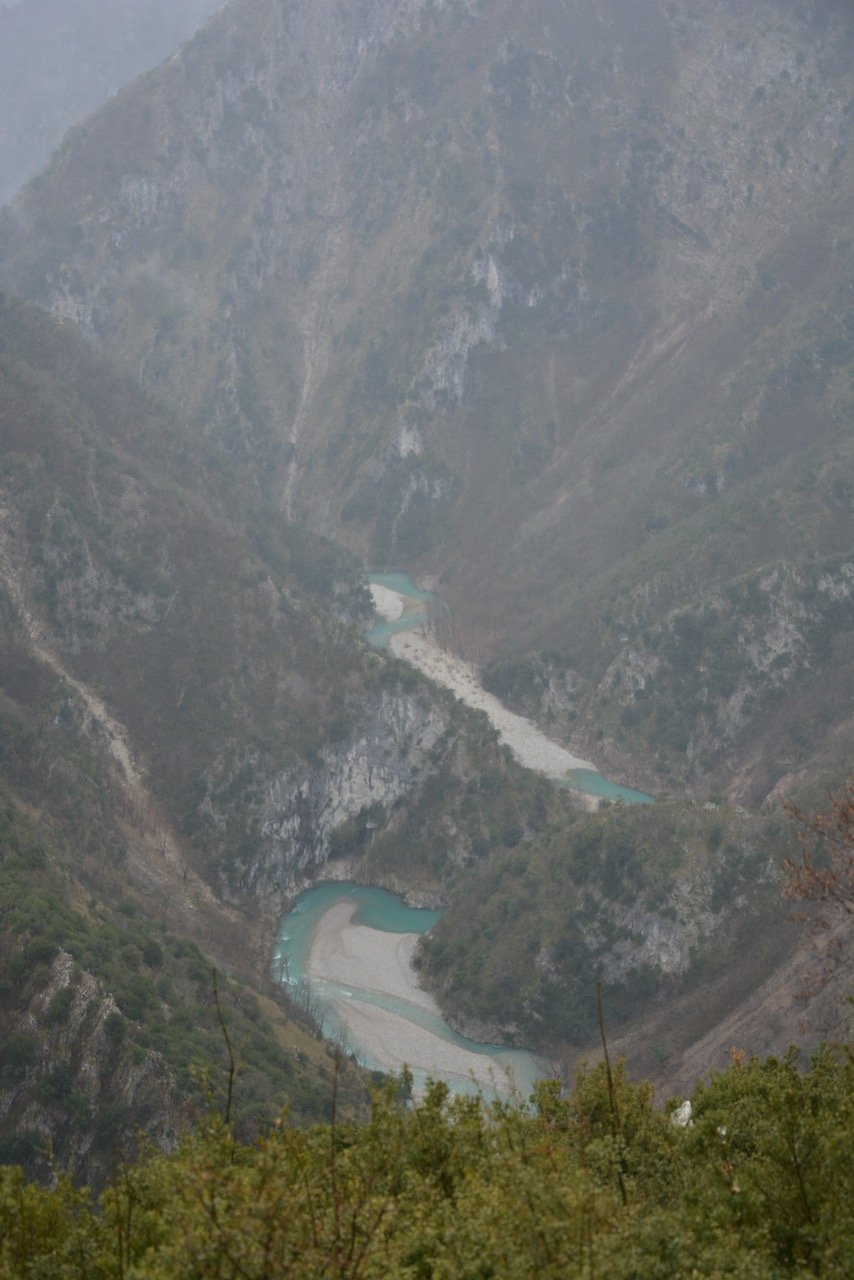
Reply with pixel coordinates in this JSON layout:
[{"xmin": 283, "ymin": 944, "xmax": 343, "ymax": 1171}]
[
  {"xmin": 2, "ymin": 0, "xmax": 850, "ymax": 801},
  {"xmin": 1, "ymin": 289, "xmax": 583, "ymax": 898},
  {"xmin": 0, "ymin": 801, "xmax": 364, "ymax": 1186},
  {"xmin": 418, "ymin": 794, "xmax": 847, "ymax": 1072},
  {"xmin": 0, "ymin": 295, "xmax": 376, "ymax": 1179},
  {"xmin": 0, "ymin": 0, "xmax": 851, "ymax": 1166},
  {"xmin": 0, "ymin": 293, "xmax": 581, "ymax": 1179},
  {"xmin": 0, "ymin": 0, "xmax": 225, "ymax": 202}
]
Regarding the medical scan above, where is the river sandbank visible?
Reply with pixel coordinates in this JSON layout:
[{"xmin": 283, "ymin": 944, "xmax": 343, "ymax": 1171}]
[
  {"xmin": 390, "ymin": 629, "xmax": 596, "ymax": 779},
  {"xmin": 368, "ymin": 582, "xmax": 405, "ymax": 622},
  {"xmin": 307, "ymin": 901, "xmax": 436, "ymax": 1011},
  {"xmin": 305, "ymin": 900, "xmax": 528, "ymax": 1093},
  {"xmin": 370, "ymin": 580, "xmax": 596, "ymax": 789}
]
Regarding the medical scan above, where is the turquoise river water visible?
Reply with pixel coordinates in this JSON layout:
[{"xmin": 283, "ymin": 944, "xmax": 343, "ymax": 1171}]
[
  {"xmin": 364, "ymin": 572, "xmax": 437, "ymax": 648},
  {"xmin": 275, "ymin": 577, "xmax": 654, "ymax": 1094},
  {"xmin": 274, "ymin": 882, "xmax": 549, "ymax": 1098}
]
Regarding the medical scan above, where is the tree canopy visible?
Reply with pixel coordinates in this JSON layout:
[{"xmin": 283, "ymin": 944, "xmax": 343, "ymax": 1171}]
[{"xmin": 1, "ymin": 1048, "xmax": 851, "ymax": 1278}]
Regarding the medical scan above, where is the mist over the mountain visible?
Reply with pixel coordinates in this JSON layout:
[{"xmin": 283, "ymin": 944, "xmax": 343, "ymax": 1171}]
[
  {"xmin": 5, "ymin": 0, "xmax": 850, "ymax": 799},
  {"xmin": 0, "ymin": 0, "xmax": 225, "ymax": 202},
  {"xmin": 0, "ymin": 0, "xmax": 851, "ymax": 1192}
]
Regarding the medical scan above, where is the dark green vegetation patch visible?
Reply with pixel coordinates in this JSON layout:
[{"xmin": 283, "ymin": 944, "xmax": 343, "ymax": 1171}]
[{"xmin": 0, "ymin": 1049, "xmax": 851, "ymax": 1278}]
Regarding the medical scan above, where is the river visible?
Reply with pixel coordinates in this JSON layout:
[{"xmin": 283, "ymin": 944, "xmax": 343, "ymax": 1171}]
[
  {"xmin": 274, "ymin": 883, "xmax": 550, "ymax": 1098},
  {"xmin": 367, "ymin": 572, "xmax": 654, "ymax": 807},
  {"xmin": 275, "ymin": 572, "xmax": 650, "ymax": 1098}
]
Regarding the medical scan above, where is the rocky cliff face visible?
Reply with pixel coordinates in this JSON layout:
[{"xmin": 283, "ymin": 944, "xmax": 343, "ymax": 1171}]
[
  {"xmin": 485, "ymin": 555, "xmax": 854, "ymax": 801},
  {"xmin": 2, "ymin": 0, "xmax": 851, "ymax": 799},
  {"xmin": 242, "ymin": 690, "xmax": 447, "ymax": 901},
  {"xmin": 0, "ymin": 951, "xmax": 181, "ymax": 1186}
]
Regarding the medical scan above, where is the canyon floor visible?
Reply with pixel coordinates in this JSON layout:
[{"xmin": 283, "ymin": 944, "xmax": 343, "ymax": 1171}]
[
  {"xmin": 305, "ymin": 899, "xmax": 541, "ymax": 1096},
  {"xmin": 370, "ymin": 582, "xmax": 598, "ymax": 791}
]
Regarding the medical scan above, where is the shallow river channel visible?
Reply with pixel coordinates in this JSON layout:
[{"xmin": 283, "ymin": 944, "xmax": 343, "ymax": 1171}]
[
  {"xmin": 367, "ymin": 572, "xmax": 654, "ymax": 806},
  {"xmin": 274, "ymin": 883, "xmax": 550, "ymax": 1098},
  {"xmin": 275, "ymin": 572, "xmax": 651, "ymax": 1096}
]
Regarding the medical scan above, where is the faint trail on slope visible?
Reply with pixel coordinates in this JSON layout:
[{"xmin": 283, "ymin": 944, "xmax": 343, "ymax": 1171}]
[
  {"xmin": 282, "ymin": 216, "xmax": 347, "ymax": 520},
  {"xmin": 0, "ymin": 522, "xmax": 248, "ymax": 947},
  {"xmin": 0, "ymin": 527, "xmax": 141, "ymax": 788}
]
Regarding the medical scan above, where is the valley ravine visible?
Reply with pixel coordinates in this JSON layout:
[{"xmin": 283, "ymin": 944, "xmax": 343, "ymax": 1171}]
[{"xmin": 275, "ymin": 884, "xmax": 549, "ymax": 1098}]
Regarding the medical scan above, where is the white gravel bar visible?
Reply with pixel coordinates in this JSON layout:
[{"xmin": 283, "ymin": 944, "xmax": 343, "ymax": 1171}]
[
  {"xmin": 371, "ymin": 576, "xmax": 597, "ymax": 800},
  {"xmin": 389, "ymin": 631, "xmax": 596, "ymax": 777},
  {"xmin": 308, "ymin": 901, "xmax": 436, "ymax": 1012},
  {"xmin": 325, "ymin": 995, "xmax": 523, "ymax": 1094},
  {"xmin": 306, "ymin": 900, "xmax": 528, "ymax": 1093},
  {"xmin": 369, "ymin": 582, "xmax": 405, "ymax": 622}
]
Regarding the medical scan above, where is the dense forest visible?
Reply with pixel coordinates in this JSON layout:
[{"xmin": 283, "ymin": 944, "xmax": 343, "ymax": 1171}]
[{"xmin": 1, "ymin": 1050, "xmax": 852, "ymax": 1278}]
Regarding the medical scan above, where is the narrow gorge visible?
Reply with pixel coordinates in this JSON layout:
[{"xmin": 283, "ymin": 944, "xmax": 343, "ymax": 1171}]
[{"xmin": 269, "ymin": 573, "xmax": 656, "ymax": 1095}]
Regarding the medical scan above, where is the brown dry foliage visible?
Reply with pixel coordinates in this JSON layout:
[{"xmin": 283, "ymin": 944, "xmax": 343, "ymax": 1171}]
[
  {"xmin": 783, "ymin": 779, "xmax": 854, "ymax": 918},
  {"xmin": 782, "ymin": 779, "xmax": 853, "ymax": 1028}
]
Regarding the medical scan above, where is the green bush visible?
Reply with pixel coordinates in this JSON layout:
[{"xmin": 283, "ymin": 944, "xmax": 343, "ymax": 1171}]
[
  {"xmin": 0, "ymin": 1050, "xmax": 850, "ymax": 1278},
  {"xmin": 1, "ymin": 1033, "xmax": 37, "ymax": 1081}
]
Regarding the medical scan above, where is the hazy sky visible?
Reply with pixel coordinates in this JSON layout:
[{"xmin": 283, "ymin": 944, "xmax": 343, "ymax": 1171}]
[{"xmin": 0, "ymin": 0, "xmax": 225, "ymax": 201}]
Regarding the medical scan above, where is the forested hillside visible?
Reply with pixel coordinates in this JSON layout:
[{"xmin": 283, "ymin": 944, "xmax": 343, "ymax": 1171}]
[{"xmin": 1, "ymin": 1052, "xmax": 852, "ymax": 1278}]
